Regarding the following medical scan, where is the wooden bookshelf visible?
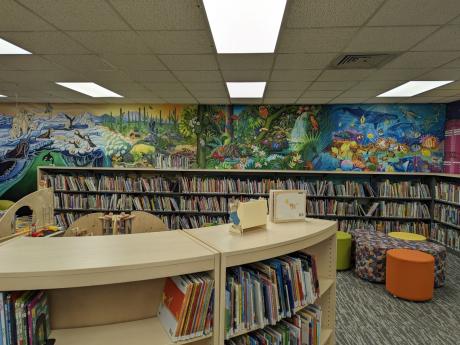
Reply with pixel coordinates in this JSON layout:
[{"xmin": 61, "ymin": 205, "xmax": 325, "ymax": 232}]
[
  {"xmin": 0, "ymin": 230, "xmax": 221, "ymax": 345},
  {"xmin": 37, "ymin": 167, "xmax": 460, "ymax": 255},
  {"xmin": 185, "ymin": 217, "xmax": 337, "ymax": 345}
]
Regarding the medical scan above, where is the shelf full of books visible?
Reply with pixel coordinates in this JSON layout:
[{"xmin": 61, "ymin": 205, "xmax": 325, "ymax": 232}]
[
  {"xmin": 184, "ymin": 218, "xmax": 337, "ymax": 345},
  {"xmin": 0, "ymin": 229, "xmax": 221, "ymax": 345},
  {"xmin": 38, "ymin": 167, "xmax": 460, "ymax": 253}
]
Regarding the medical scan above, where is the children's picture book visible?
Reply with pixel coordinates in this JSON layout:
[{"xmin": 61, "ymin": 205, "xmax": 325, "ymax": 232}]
[
  {"xmin": 269, "ymin": 190, "xmax": 307, "ymax": 223},
  {"xmin": 229, "ymin": 199, "xmax": 268, "ymax": 234}
]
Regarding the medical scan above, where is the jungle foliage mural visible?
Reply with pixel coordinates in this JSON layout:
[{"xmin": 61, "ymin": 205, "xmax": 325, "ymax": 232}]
[{"xmin": 0, "ymin": 102, "xmax": 445, "ymax": 199}]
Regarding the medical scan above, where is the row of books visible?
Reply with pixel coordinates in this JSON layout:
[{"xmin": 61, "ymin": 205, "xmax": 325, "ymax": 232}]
[
  {"xmin": 435, "ymin": 182, "xmax": 460, "ymax": 205},
  {"xmin": 377, "ymin": 180, "xmax": 431, "ymax": 198},
  {"xmin": 0, "ymin": 291, "xmax": 50, "ymax": 345},
  {"xmin": 180, "ymin": 196, "xmax": 228, "ymax": 213},
  {"xmin": 226, "ymin": 304, "xmax": 321, "ymax": 345},
  {"xmin": 306, "ymin": 200, "xmax": 365, "ymax": 217},
  {"xmin": 433, "ymin": 204, "xmax": 460, "ymax": 226},
  {"xmin": 46, "ymin": 174, "xmax": 173, "ymax": 193},
  {"xmin": 378, "ymin": 202, "xmax": 430, "ymax": 219},
  {"xmin": 225, "ymin": 252, "xmax": 319, "ymax": 339},
  {"xmin": 338, "ymin": 220, "xmax": 430, "ymax": 236},
  {"xmin": 431, "ymin": 224, "xmax": 460, "ymax": 250},
  {"xmin": 158, "ymin": 273, "xmax": 214, "ymax": 342}
]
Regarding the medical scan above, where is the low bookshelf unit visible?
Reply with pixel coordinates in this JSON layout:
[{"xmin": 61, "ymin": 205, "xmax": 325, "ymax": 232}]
[{"xmin": 37, "ymin": 167, "xmax": 460, "ymax": 255}]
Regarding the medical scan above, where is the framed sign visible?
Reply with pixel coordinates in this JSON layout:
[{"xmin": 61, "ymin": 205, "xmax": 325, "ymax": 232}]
[
  {"xmin": 269, "ymin": 190, "xmax": 306, "ymax": 223},
  {"xmin": 229, "ymin": 199, "xmax": 267, "ymax": 234}
]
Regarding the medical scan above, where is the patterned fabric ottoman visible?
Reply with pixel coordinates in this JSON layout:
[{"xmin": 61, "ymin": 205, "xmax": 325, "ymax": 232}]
[{"xmin": 349, "ymin": 229, "xmax": 446, "ymax": 287}]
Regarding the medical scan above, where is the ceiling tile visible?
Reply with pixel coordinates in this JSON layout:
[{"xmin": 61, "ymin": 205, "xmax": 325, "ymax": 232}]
[
  {"xmin": 143, "ymin": 82, "xmax": 187, "ymax": 92},
  {"xmin": 196, "ymin": 98, "xmax": 228, "ymax": 104},
  {"xmin": 278, "ymin": 28, "xmax": 358, "ymax": 53},
  {"xmin": 152, "ymin": 89, "xmax": 193, "ymax": 98},
  {"xmin": 222, "ymin": 70, "xmax": 270, "ymax": 82},
  {"xmin": 274, "ymin": 53, "xmax": 337, "ymax": 69},
  {"xmin": 217, "ymin": 54, "xmax": 274, "ymax": 70},
  {"xmin": 0, "ymin": 82, "xmax": 19, "ymax": 90},
  {"xmin": 400, "ymin": 96, "xmax": 445, "ymax": 103},
  {"xmin": 162, "ymin": 97, "xmax": 197, "ymax": 104},
  {"xmin": 264, "ymin": 90, "xmax": 303, "ymax": 98},
  {"xmin": 109, "ymin": 0, "xmax": 206, "ymax": 30},
  {"xmin": 296, "ymin": 98, "xmax": 332, "ymax": 104},
  {"xmin": 330, "ymin": 97, "xmax": 369, "ymax": 104},
  {"xmin": 351, "ymin": 80, "xmax": 402, "ymax": 91},
  {"xmin": 443, "ymin": 57, "xmax": 460, "ymax": 68},
  {"xmin": 0, "ymin": 55, "xmax": 61, "ymax": 70},
  {"xmin": 344, "ymin": 26, "xmax": 437, "ymax": 52},
  {"xmin": 412, "ymin": 25, "xmax": 460, "ymax": 51},
  {"xmin": 443, "ymin": 96, "xmax": 460, "ymax": 103},
  {"xmin": 183, "ymin": 82, "xmax": 226, "ymax": 91},
  {"xmin": 97, "ymin": 82, "xmax": 149, "ymax": 92},
  {"xmin": 267, "ymin": 82, "xmax": 309, "ymax": 91},
  {"xmin": 365, "ymin": 68, "xmax": 429, "ymax": 81},
  {"xmin": 383, "ymin": 51, "xmax": 460, "ymax": 69},
  {"xmin": 82, "ymin": 70, "xmax": 133, "ymax": 82},
  {"xmin": 263, "ymin": 98, "xmax": 298, "ymax": 104},
  {"xmin": 270, "ymin": 70, "xmax": 322, "ymax": 81},
  {"xmin": 317, "ymin": 69, "xmax": 374, "ymax": 81},
  {"xmin": 174, "ymin": 70, "xmax": 222, "ymax": 82},
  {"xmin": 102, "ymin": 89, "xmax": 155, "ymax": 98},
  {"xmin": 416, "ymin": 68, "xmax": 460, "ymax": 80},
  {"xmin": 128, "ymin": 70, "xmax": 177, "ymax": 82},
  {"xmin": 308, "ymin": 81, "xmax": 357, "ymax": 91},
  {"xmin": 230, "ymin": 99, "xmax": 263, "ymax": 105},
  {"xmin": 103, "ymin": 55, "xmax": 165, "ymax": 70},
  {"xmin": 190, "ymin": 89, "xmax": 228, "ymax": 98},
  {"xmin": 0, "ymin": 1, "xmax": 54, "ymax": 30},
  {"xmin": 18, "ymin": 0, "xmax": 129, "ymax": 30},
  {"xmin": 301, "ymin": 90, "xmax": 344, "ymax": 98},
  {"xmin": 368, "ymin": 0, "xmax": 460, "ymax": 26},
  {"xmin": 68, "ymin": 31, "xmax": 151, "ymax": 54},
  {"xmin": 363, "ymin": 98, "xmax": 403, "ymax": 104},
  {"xmin": 0, "ymin": 70, "xmax": 86, "ymax": 82},
  {"xmin": 110, "ymin": 97, "xmax": 165, "ymax": 104},
  {"xmin": 44, "ymin": 55, "xmax": 116, "ymax": 72},
  {"xmin": 338, "ymin": 89, "xmax": 380, "ymax": 98},
  {"xmin": 159, "ymin": 55, "xmax": 218, "ymax": 71},
  {"xmin": 0, "ymin": 31, "xmax": 90, "ymax": 54},
  {"xmin": 139, "ymin": 31, "xmax": 213, "ymax": 54},
  {"xmin": 287, "ymin": 0, "xmax": 383, "ymax": 28}
]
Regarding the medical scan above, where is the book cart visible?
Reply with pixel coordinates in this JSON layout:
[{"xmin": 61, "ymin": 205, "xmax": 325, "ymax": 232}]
[
  {"xmin": 185, "ymin": 217, "xmax": 337, "ymax": 345},
  {"xmin": 0, "ymin": 230, "xmax": 220, "ymax": 345}
]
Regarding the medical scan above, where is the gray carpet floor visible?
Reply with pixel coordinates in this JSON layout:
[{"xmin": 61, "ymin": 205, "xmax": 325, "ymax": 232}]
[{"xmin": 336, "ymin": 253, "xmax": 460, "ymax": 345}]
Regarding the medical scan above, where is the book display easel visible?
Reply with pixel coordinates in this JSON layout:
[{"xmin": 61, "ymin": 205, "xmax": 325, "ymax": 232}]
[{"xmin": 38, "ymin": 167, "xmax": 460, "ymax": 255}]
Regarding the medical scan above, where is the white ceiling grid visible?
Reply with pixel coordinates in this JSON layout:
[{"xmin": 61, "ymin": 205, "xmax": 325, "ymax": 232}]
[{"xmin": 0, "ymin": 0, "xmax": 458, "ymax": 104}]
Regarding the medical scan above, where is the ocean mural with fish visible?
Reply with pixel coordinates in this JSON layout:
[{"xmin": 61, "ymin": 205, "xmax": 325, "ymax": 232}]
[{"xmin": 0, "ymin": 103, "xmax": 445, "ymax": 199}]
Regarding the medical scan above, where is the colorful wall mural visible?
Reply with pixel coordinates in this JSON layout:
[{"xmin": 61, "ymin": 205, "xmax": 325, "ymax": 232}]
[{"xmin": 0, "ymin": 103, "xmax": 446, "ymax": 199}]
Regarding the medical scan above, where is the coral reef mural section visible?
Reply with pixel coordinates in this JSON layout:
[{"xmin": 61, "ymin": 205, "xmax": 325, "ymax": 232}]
[{"xmin": 0, "ymin": 103, "xmax": 445, "ymax": 199}]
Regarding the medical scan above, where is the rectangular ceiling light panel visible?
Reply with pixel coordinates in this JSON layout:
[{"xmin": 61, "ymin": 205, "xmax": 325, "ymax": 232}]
[
  {"xmin": 0, "ymin": 95, "xmax": 7, "ymax": 98},
  {"xmin": 227, "ymin": 82, "xmax": 266, "ymax": 98},
  {"xmin": 377, "ymin": 81, "xmax": 454, "ymax": 97},
  {"xmin": 0, "ymin": 37, "xmax": 31, "ymax": 54},
  {"xmin": 203, "ymin": 0, "xmax": 287, "ymax": 53},
  {"xmin": 56, "ymin": 82, "xmax": 123, "ymax": 97}
]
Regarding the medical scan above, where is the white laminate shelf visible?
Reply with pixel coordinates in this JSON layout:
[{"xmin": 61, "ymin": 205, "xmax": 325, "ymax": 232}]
[
  {"xmin": 50, "ymin": 317, "xmax": 212, "ymax": 345},
  {"xmin": 185, "ymin": 217, "xmax": 337, "ymax": 267},
  {"xmin": 0, "ymin": 230, "xmax": 217, "ymax": 290}
]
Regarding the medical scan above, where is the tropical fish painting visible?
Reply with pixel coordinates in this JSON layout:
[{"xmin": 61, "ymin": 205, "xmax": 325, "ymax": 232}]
[{"xmin": 0, "ymin": 103, "xmax": 446, "ymax": 199}]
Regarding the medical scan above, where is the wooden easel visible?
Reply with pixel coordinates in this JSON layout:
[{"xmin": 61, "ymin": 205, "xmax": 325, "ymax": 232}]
[{"xmin": 99, "ymin": 212, "xmax": 135, "ymax": 235}]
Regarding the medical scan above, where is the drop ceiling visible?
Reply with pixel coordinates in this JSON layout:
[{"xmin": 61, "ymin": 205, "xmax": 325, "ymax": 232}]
[{"xmin": 0, "ymin": 0, "xmax": 460, "ymax": 104}]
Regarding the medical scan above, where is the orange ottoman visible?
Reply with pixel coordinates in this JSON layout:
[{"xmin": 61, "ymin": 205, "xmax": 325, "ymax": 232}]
[{"xmin": 386, "ymin": 249, "xmax": 435, "ymax": 302}]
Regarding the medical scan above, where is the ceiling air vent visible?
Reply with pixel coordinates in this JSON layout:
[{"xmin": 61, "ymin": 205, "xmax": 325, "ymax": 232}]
[{"xmin": 331, "ymin": 53, "xmax": 396, "ymax": 69}]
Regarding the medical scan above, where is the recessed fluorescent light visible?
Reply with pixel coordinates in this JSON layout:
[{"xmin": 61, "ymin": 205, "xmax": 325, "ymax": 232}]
[
  {"xmin": 377, "ymin": 81, "xmax": 454, "ymax": 97},
  {"xmin": 56, "ymin": 82, "xmax": 123, "ymax": 98},
  {"xmin": 0, "ymin": 37, "xmax": 31, "ymax": 54},
  {"xmin": 203, "ymin": 0, "xmax": 287, "ymax": 53},
  {"xmin": 0, "ymin": 94, "xmax": 7, "ymax": 98},
  {"xmin": 227, "ymin": 82, "xmax": 266, "ymax": 98}
]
